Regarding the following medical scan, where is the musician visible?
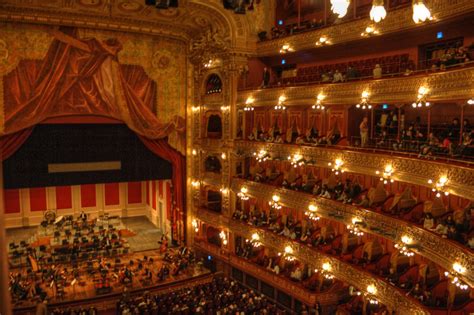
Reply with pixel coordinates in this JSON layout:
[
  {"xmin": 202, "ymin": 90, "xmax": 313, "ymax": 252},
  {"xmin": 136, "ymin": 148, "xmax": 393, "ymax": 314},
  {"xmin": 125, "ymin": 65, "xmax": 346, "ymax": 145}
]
[
  {"xmin": 79, "ymin": 210, "xmax": 88, "ymax": 222},
  {"xmin": 178, "ymin": 245, "xmax": 189, "ymax": 257}
]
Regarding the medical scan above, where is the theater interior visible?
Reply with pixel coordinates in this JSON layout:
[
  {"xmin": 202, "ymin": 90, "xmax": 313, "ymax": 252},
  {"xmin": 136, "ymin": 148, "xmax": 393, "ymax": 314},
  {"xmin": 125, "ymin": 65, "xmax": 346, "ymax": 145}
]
[{"xmin": 0, "ymin": 0, "xmax": 473, "ymax": 314}]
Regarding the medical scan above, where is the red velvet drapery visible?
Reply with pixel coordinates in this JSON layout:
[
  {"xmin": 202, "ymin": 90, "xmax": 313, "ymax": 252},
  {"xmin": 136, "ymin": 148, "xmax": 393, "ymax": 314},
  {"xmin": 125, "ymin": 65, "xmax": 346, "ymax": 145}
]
[
  {"xmin": 2, "ymin": 28, "xmax": 184, "ymax": 138},
  {"xmin": 0, "ymin": 128, "xmax": 33, "ymax": 161}
]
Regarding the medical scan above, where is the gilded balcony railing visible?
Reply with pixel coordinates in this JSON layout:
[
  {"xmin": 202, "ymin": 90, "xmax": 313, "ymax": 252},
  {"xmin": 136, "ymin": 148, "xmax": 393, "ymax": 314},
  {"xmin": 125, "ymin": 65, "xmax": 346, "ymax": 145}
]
[
  {"xmin": 256, "ymin": 0, "xmax": 474, "ymax": 56},
  {"xmin": 234, "ymin": 140, "xmax": 474, "ymax": 200},
  {"xmin": 230, "ymin": 179, "xmax": 474, "ymax": 287}
]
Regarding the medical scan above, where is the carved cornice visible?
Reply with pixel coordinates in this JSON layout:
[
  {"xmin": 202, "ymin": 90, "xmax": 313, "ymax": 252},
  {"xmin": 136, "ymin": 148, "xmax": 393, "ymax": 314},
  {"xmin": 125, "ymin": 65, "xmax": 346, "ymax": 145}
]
[
  {"xmin": 234, "ymin": 141, "xmax": 474, "ymax": 200},
  {"xmin": 230, "ymin": 179, "xmax": 474, "ymax": 288},
  {"xmin": 256, "ymin": 0, "xmax": 474, "ymax": 56},
  {"xmin": 204, "ymin": 215, "xmax": 428, "ymax": 314},
  {"xmin": 237, "ymin": 67, "xmax": 474, "ymax": 106}
]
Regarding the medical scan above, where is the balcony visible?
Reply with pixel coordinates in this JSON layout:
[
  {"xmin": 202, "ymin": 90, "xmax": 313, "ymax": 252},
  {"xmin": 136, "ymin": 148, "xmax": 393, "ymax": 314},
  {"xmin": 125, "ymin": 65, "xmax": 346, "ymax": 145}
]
[
  {"xmin": 230, "ymin": 178, "xmax": 474, "ymax": 287},
  {"xmin": 256, "ymin": 0, "xmax": 474, "ymax": 56},
  {"xmin": 234, "ymin": 140, "xmax": 474, "ymax": 200},
  {"xmin": 195, "ymin": 209, "xmax": 428, "ymax": 314}
]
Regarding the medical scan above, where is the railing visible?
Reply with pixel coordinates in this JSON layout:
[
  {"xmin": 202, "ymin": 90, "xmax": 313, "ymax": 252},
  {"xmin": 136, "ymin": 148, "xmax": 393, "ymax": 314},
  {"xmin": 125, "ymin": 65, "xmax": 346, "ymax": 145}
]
[{"xmin": 229, "ymin": 179, "xmax": 474, "ymax": 287}]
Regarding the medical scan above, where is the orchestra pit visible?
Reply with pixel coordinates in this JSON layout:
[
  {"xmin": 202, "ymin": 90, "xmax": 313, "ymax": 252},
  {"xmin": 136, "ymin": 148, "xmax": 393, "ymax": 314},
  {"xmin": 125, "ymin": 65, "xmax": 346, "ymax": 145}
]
[{"xmin": 0, "ymin": 0, "xmax": 473, "ymax": 314}]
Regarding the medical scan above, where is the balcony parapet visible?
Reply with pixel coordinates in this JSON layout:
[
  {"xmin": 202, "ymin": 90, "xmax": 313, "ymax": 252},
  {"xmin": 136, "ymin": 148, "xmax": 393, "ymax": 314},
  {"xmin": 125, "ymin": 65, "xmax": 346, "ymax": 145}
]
[
  {"xmin": 196, "ymin": 207, "xmax": 230, "ymax": 228},
  {"xmin": 231, "ymin": 178, "xmax": 474, "ymax": 287},
  {"xmin": 256, "ymin": 0, "xmax": 474, "ymax": 56},
  {"xmin": 237, "ymin": 67, "xmax": 474, "ymax": 106},
  {"xmin": 208, "ymin": 215, "xmax": 429, "ymax": 314},
  {"xmin": 234, "ymin": 140, "xmax": 474, "ymax": 200}
]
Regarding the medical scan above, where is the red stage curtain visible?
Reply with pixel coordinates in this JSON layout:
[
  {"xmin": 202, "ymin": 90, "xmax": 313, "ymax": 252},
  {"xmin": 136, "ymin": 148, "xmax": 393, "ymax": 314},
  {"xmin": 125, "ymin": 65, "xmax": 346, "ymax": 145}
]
[
  {"xmin": 2, "ymin": 28, "xmax": 184, "ymax": 139},
  {"xmin": 0, "ymin": 127, "xmax": 33, "ymax": 161},
  {"xmin": 138, "ymin": 137, "xmax": 185, "ymax": 216}
]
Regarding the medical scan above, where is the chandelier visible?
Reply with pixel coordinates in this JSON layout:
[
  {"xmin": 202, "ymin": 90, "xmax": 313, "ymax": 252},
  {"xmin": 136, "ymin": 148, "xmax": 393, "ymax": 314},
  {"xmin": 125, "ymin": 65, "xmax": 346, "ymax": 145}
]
[
  {"xmin": 253, "ymin": 149, "xmax": 270, "ymax": 162},
  {"xmin": 366, "ymin": 284, "xmax": 379, "ymax": 305},
  {"xmin": 288, "ymin": 154, "xmax": 305, "ymax": 168},
  {"xmin": 467, "ymin": 98, "xmax": 474, "ymax": 105},
  {"xmin": 315, "ymin": 36, "xmax": 331, "ymax": 47},
  {"xmin": 370, "ymin": 0, "xmax": 386, "ymax": 23},
  {"xmin": 191, "ymin": 219, "xmax": 199, "ymax": 232},
  {"xmin": 219, "ymin": 231, "xmax": 228, "ymax": 246},
  {"xmin": 279, "ymin": 245, "xmax": 296, "ymax": 261},
  {"xmin": 244, "ymin": 97, "xmax": 255, "ymax": 111},
  {"xmin": 412, "ymin": 0, "xmax": 432, "ymax": 24},
  {"xmin": 269, "ymin": 194, "xmax": 282, "ymax": 210},
  {"xmin": 279, "ymin": 44, "xmax": 295, "ymax": 54},
  {"xmin": 428, "ymin": 176, "xmax": 449, "ymax": 198},
  {"xmin": 315, "ymin": 262, "xmax": 334, "ymax": 279},
  {"xmin": 237, "ymin": 187, "xmax": 250, "ymax": 200},
  {"xmin": 356, "ymin": 91, "xmax": 371, "ymax": 109},
  {"xmin": 412, "ymin": 86, "xmax": 430, "ymax": 108},
  {"xmin": 328, "ymin": 158, "xmax": 345, "ymax": 175},
  {"xmin": 312, "ymin": 93, "xmax": 326, "ymax": 110},
  {"xmin": 445, "ymin": 263, "xmax": 469, "ymax": 290},
  {"xmin": 274, "ymin": 95, "xmax": 287, "ymax": 110},
  {"xmin": 376, "ymin": 164, "xmax": 394, "ymax": 184},
  {"xmin": 248, "ymin": 233, "xmax": 262, "ymax": 248},
  {"xmin": 347, "ymin": 218, "xmax": 365, "ymax": 236},
  {"xmin": 331, "ymin": 0, "xmax": 351, "ymax": 18},
  {"xmin": 305, "ymin": 204, "xmax": 320, "ymax": 221},
  {"xmin": 394, "ymin": 235, "xmax": 416, "ymax": 257}
]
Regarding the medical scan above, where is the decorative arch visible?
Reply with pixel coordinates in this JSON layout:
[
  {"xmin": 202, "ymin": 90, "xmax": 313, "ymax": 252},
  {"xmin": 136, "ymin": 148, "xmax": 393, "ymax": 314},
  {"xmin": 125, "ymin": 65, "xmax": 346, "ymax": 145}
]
[
  {"xmin": 205, "ymin": 110, "xmax": 223, "ymax": 138},
  {"xmin": 205, "ymin": 73, "xmax": 223, "ymax": 95},
  {"xmin": 204, "ymin": 155, "xmax": 222, "ymax": 174}
]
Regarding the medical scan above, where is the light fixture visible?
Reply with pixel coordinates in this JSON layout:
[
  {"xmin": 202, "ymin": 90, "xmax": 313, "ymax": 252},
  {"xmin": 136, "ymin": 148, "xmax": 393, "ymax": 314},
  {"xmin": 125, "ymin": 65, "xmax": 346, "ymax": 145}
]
[
  {"xmin": 305, "ymin": 204, "xmax": 320, "ymax": 221},
  {"xmin": 328, "ymin": 158, "xmax": 345, "ymax": 175},
  {"xmin": 191, "ymin": 180, "xmax": 201, "ymax": 188},
  {"xmin": 394, "ymin": 235, "xmax": 416, "ymax": 257},
  {"xmin": 347, "ymin": 217, "xmax": 365, "ymax": 236},
  {"xmin": 279, "ymin": 44, "xmax": 295, "ymax": 54},
  {"xmin": 412, "ymin": 86, "xmax": 430, "ymax": 108},
  {"xmin": 361, "ymin": 25, "xmax": 380, "ymax": 37},
  {"xmin": 237, "ymin": 187, "xmax": 250, "ymax": 200},
  {"xmin": 315, "ymin": 262, "xmax": 334, "ymax": 279},
  {"xmin": 248, "ymin": 233, "xmax": 262, "ymax": 248},
  {"xmin": 288, "ymin": 154, "xmax": 305, "ymax": 168},
  {"xmin": 279, "ymin": 245, "xmax": 296, "ymax": 261},
  {"xmin": 220, "ymin": 105, "xmax": 230, "ymax": 111},
  {"xmin": 467, "ymin": 98, "xmax": 474, "ymax": 105},
  {"xmin": 367, "ymin": 284, "xmax": 377, "ymax": 295},
  {"xmin": 356, "ymin": 91, "xmax": 372, "ymax": 109},
  {"xmin": 376, "ymin": 164, "xmax": 395, "ymax": 184},
  {"xmin": 445, "ymin": 263, "xmax": 469, "ymax": 290},
  {"xmin": 220, "ymin": 187, "xmax": 229, "ymax": 194},
  {"xmin": 204, "ymin": 59, "xmax": 214, "ymax": 68},
  {"xmin": 219, "ymin": 231, "xmax": 228, "ymax": 246},
  {"xmin": 269, "ymin": 194, "xmax": 282, "ymax": 210},
  {"xmin": 275, "ymin": 95, "xmax": 287, "ymax": 110},
  {"xmin": 412, "ymin": 0, "xmax": 432, "ymax": 24},
  {"xmin": 330, "ymin": 0, "xmax": 351, "ymax": 18},
  {"xmin": 316, "ymin": 36, "xmax": 331, "ymax": 46},
  {"xmin": 192, "ymin": 149, "xmax": 197, "ymax": 156},
  {"xmin": 428, "ymin": 176, "xmax": 449, "ymax": 198},
  {"xmin": 312, "ymin": 93, "xmax": 326, "ymax": 110},
  {"xmin": 253, "ymin": 149, "xmax": 271, "ymax": 162},
  {"xmin": 192, "ymin": 106, "xmax": 200, "ymax": 112},
  {"xmin": 370, "ymin": 0, "xmax": 386, "ymax": 23},
  {"xmin": 365, "ymin": 284, "xmax": 379, "ymax": 305},
  {"xmin": 221, "ymin": 153, "xmax": 227, "ymax": 160},
  {"xmin": 191, "ymin": 219, "xmax": 199, "ymax": 232},
  {"xmin": 244, "ymin": 97, "xmax": 255, "ymax": 111}
]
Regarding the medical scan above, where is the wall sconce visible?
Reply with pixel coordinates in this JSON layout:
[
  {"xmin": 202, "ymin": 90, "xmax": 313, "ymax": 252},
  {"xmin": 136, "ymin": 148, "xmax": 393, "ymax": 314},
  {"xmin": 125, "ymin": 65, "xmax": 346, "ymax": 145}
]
[
  {"xmin": 347, "ymin": 217, "xmax": 366, "ymax": 236},
  {"xmin": 330, "ymin": 0, "xmax": 350, "ymax": 18},
  {"xmin": 279, "ymin": 245, "xmax": 296, "ymax": 261},
  {"xmin": 237, "ymin": 187, "xmax": 250, "ymax": 200},
  {"xmin": 221, "ymin": 153, "xmax": 227, "ymax": 160},
  {"xmin": 467, "ymin": 98, "xmax": 474, "ymax": 105},
  {"xmin": 279, "ymin": 44, "xmax": 295, "ymax": 54},
  {"xmin": 220, "ymin": 105, "xmax": 230, "ymax": 111},
  {"xmin": 269, "ymin": 194, "xmax": 282, "ymax": 210},
  {"xmin": 288, "ymin": 154, "xmax": 305, "ymax": 168},
  {"xmin": 305, "ymin": 204, "xmax": 320, "ymax": 221},
  {"xmin": 315, "ymin": 36, "xmax": 331, "ymax": 46},
  {"xmin": 249, "ymin": 232, "xmax": 262, "ymax": 248},
  {"xmin": 191, "ymin": 180, "xmax": 201, "ymax": 188},
  {"xmin": 315, "ymin": 262, "xmax": 334, "ymax": 279},
  {"xmin": 192, "ymin": 106, "xmax": 200, "ymax": 112},
  {"xmin": 312, "ymin": 93, "xmax": 326, "ymax": 110},
  {"xmin": 376, "ymin": 164, "xmax": 394, "ymax": 184},
  {"xmin": 445, "ymin": 263, "xmax": 469, "ymax": 290},
  {"xmin": 328, "ymin": 158, "xmax": 345, "ymax": 175},
  {"xmin": 412, "ymin": 0, "xmax": 432, "ymax": 24},
  {"xmin": 370, "ymin": 0, "xmax": 387, "ymax": 23},
  {"xmin": 361, "ymin": 25, "xmax": 380, "ymax": 37},
  {"xmin": 275, "ymin": 95, "xmax": 287, "ymax": 110},
  {"xmin": 356, "ymin": 91, "xmax": 372, "ymax": 109},
  {"xmin": 428, "ymin": 176, "xmax": 449, "ymax": 198},
  {"xmin": 219, "ymin": 231, "xmax": 228, "ymax": 246},
  {"xmin": 192, "ymin": 149, "xmax": 197, "ymax": 156},
  {"xmin": 394, "ymin": 235, "xmax": 416, "ymax": 257},
  {"xmin": 191, "ymin": 219, "xmax": 199, "ymax": 232},
  {"xmin": 253, "ymin": 149, "xmax": 271, "ymax": 162},
  {"xmin": 204, "ymin": 59, "xmax": 214, "ymax": 68},
  {"xmin": 220, "ymin": 187, "xmax": 229, "ymax": 194},
  {"xmin": 244, "ymin": 97, "xmax": 255, "ymax": 111},
  {"xmin": 412, "ymin": 86, "xmax": 430, "ymax": 108}
]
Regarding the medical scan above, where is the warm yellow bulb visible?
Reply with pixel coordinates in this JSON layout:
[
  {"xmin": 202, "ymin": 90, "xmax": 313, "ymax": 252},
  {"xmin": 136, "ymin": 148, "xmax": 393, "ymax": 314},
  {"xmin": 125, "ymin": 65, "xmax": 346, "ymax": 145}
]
[
  {"xmin": 272, "ymin": 195, "xmax": 280, "ymax": 202},
  {"xmin": 401, "ymin": 235, "xmax": 412, "ymax": 244},
  {"xmin": 284, "ymin": 245, "xmax": 293, "ymax": 254},
  {"xmin": 322, "ymin": 262, "xmax": 331, "ymax": 271},
  {"xmin": 367, "ymin": 284, "xmax": 377, "ymax": 295}
]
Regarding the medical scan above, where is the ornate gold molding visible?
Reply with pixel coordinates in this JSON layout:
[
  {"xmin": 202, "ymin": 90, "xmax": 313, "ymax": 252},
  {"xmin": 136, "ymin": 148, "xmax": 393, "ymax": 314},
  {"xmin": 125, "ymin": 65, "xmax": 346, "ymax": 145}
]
[
  {"xmin": 231, "ymin": 179, "xmax": 474, "ymax": 288},
  {"xmin": 256, "ymin": 0, "xmax": 474, "ymax": 56},
  {"xmin": 234, "ymin": 141, "xmax": 474, "ymax": 200},
  {"xmin": 237, "ymin": 67, "xmax": 474, "ymax": 106}
]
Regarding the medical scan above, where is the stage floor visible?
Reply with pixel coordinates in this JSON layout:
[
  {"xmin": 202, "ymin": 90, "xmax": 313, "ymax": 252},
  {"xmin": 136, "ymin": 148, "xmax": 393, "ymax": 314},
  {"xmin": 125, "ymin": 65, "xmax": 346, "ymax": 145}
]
[{"xmin": 6, "ymin": 216, "xmax": 163, "ymax": 253}]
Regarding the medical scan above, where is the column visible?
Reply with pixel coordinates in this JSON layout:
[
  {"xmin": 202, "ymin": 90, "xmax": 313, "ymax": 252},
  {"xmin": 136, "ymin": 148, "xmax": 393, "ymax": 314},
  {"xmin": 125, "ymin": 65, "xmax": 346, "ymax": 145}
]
[{"xmin": 0, "ymin": 162, "xmax": 13, "ymax": 315}]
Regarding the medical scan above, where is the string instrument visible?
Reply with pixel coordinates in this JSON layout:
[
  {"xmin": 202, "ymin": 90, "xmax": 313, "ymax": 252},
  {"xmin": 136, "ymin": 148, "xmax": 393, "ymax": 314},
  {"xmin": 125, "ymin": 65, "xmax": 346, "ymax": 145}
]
[{"xmin": 28, "ymin": 255, "xmax": 39, "ymax": 272}]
